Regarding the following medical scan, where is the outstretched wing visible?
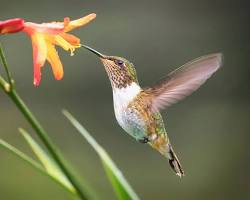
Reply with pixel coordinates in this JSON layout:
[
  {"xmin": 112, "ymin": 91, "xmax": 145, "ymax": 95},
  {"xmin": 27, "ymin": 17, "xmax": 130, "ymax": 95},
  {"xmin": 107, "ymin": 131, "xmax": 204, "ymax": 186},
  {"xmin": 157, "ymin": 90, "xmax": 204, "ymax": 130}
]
[{"xmin": 144, "ymin": 53, "xmax": 223, "ymax": 112}]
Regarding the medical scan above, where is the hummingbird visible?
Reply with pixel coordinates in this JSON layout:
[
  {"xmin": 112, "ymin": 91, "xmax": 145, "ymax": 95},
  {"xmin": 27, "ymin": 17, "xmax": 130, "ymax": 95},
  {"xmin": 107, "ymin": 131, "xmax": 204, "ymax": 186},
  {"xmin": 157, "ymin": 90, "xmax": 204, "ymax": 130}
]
[{"xmin": 82, "ymin": 45, "xmax": 222, "ymax": 177}]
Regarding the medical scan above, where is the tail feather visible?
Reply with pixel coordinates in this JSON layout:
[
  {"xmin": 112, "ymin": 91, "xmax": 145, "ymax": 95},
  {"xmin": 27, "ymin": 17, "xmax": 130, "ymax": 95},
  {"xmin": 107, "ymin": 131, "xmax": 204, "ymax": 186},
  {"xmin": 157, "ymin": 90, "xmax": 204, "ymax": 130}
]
[
  {"xmin": 149, "ymin": 137, "xmax": 184, "ymax": 177},
  {"xmin": 168, "ymin": 144, "xmax": 184, "ymax": 177}
]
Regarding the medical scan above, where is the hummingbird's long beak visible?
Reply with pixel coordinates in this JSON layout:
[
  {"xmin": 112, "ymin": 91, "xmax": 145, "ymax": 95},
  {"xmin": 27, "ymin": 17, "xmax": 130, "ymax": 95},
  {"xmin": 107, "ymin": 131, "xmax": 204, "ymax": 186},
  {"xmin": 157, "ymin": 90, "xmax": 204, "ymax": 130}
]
[{"xmin": 81, "ymin": 44, "xmax": 105, "ymax": 58}]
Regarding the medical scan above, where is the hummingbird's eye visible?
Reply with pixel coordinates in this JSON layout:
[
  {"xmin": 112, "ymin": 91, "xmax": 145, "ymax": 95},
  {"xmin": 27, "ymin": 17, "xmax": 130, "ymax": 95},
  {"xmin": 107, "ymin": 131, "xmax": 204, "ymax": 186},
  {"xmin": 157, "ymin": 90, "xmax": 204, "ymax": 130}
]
[{"xmin": 116, "ymin": 60, "xmax": 124, "ymax": 66}]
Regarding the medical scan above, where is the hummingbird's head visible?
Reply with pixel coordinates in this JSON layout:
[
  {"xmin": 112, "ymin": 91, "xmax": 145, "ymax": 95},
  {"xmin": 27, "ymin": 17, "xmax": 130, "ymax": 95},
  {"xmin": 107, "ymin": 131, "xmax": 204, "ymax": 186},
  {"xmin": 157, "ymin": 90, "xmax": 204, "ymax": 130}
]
[{"xmin": 82, "ymin": 45, "xmax": 138, "ymax": 89}]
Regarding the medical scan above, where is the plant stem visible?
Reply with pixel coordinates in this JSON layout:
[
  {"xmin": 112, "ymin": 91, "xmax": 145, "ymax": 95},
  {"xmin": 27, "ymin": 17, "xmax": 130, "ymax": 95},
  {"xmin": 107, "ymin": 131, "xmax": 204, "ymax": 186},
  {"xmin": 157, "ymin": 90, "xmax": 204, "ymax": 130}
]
[
  {"xmin": 0, "ymin": 45, "xmax": 90, "ymax": 200},
  {"xmin": 0, "ymin": 44, "xmax": 14, "ymax": 86},
  {"xmin": 10, "ymin": 91, "xmax": 89, "ymax": 199}
]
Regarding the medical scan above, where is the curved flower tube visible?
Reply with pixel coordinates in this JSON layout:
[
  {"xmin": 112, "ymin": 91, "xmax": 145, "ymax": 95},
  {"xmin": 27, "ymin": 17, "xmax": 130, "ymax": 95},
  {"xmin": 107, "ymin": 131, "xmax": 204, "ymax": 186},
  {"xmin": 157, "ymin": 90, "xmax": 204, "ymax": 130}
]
[{"xmin": 0, "ymin": 18, "xmax": 24, "ymax": 34}]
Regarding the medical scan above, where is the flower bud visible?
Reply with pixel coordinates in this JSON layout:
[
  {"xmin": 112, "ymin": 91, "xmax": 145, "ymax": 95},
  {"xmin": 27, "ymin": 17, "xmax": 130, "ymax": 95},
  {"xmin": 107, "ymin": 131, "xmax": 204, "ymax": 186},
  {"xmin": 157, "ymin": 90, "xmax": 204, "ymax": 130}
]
[{"xmin": 0, "ymin": 18, "xmax": 24, "ymax": 34}]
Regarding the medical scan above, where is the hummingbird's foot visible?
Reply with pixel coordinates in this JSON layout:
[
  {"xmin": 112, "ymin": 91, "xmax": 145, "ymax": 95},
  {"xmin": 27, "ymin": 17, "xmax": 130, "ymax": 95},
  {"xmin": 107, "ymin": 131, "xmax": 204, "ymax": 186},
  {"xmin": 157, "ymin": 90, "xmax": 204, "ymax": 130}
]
[{"xmin": 138, "ymin": 137, "xmax": 149, "ymax": 144}]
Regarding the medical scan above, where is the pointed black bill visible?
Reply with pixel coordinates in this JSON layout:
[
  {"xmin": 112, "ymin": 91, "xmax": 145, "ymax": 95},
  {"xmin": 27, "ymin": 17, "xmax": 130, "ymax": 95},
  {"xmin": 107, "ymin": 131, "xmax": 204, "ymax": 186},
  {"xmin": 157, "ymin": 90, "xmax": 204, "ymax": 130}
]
[{"xmin": 81, "ymin": 44, "xmax": 105, "ymax": 58}]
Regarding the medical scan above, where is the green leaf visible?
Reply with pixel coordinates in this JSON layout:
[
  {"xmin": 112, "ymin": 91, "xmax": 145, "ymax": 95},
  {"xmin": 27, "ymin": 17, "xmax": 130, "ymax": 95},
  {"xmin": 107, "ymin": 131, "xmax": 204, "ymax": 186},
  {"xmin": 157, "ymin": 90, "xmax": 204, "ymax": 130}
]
[
  {"xmin": 0, "ymin": 139, "xmax": 75, "ymax": 194},
  {"xmin": 19, "ymin": 128, "xmax": 76, "ymax": 194},
  {"xmin": 0, "ymin": 139, "xmax": 45, "ymax": 172},
  {"xmin": 63, "ymin": 110, "xmax": 140, "ymax": 200}
]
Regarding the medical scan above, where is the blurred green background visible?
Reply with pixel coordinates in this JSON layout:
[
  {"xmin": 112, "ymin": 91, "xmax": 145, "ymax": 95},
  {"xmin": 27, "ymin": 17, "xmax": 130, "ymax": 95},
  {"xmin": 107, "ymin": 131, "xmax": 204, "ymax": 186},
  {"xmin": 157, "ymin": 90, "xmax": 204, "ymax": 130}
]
[{"xmin": 0, "ymin": 0, "xmax": 249, "ymax": 199}]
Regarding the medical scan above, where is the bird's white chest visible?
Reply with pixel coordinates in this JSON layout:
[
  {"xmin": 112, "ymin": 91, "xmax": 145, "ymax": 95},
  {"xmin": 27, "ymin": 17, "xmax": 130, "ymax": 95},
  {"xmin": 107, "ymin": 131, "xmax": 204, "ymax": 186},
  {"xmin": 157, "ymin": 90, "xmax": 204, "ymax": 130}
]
[{"xmin": 112, "ymin": 83, "xmax": 141, "ymax": 128}]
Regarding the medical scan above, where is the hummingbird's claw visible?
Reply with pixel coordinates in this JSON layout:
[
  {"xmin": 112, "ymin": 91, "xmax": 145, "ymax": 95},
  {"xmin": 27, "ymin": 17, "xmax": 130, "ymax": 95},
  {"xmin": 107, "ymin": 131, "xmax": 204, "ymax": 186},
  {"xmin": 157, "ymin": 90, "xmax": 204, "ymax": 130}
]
[{"xmin": 138, "ymin": 137, "xmax": 149, "ymax": 144}]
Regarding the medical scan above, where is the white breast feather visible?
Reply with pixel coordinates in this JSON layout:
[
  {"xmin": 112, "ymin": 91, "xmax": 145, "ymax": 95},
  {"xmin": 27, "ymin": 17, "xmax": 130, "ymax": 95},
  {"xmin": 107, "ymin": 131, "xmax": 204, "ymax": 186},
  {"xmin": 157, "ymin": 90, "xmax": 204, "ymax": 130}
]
[{"xmin": 112, "ymin": 82, "xmax": 141, "ymax": 129}]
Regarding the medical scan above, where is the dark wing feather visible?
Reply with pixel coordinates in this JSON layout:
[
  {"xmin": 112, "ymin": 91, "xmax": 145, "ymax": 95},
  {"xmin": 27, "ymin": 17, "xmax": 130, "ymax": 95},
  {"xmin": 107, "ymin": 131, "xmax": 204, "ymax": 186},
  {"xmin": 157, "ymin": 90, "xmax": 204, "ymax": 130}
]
[{"xmin": 145, "ymin": 53, "xmax": 223, "ymax": 112}]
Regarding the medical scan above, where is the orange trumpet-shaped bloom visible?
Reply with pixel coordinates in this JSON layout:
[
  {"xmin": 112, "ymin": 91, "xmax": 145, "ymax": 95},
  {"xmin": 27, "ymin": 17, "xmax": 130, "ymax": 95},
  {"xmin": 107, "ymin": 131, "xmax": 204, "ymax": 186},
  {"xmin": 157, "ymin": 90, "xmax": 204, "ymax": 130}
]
[{"xmin": 22, "ymin": 13, "xmax": 96, "ymax": 86}]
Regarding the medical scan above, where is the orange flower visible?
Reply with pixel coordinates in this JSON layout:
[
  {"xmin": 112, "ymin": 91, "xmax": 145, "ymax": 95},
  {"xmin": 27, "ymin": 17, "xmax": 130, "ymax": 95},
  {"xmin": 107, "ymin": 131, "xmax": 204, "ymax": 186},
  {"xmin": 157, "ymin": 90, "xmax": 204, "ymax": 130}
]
[{"xmin": 22, "ymin": 13, "xmax": 96, "ymax": 86}]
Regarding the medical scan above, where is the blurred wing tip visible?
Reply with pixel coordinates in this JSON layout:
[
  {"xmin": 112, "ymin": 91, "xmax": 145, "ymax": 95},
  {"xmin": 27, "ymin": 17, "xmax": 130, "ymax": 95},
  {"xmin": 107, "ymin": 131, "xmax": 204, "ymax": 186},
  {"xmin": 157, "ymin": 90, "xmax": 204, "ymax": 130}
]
[
  {"xmin": 216, "ymin": 52, "xmax": 223, "ymax": 68},
  {"xmin": 196, "ymin": 52, "xmax": 223, "ymax": 74},
  {"xmin": 207, "ymin": 52, "xmax": 223, "ymax": 68}
]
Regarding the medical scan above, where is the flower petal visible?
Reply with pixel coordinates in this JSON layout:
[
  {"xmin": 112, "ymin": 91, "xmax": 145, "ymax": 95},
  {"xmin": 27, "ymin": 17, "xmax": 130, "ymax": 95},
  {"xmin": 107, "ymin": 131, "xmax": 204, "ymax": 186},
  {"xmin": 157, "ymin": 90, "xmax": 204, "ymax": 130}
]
[
  {"xmin": 30, "ymin": 32, "xmax": 47, "ymax": 86},
  {"xmin": 64, "ymin": 13, "xmax": 96, "ymax": 32},
  {"xmin": 46, "ymin": 43, "xmax": 64, "ymax": 80},
  {"xmin": 24, "ymin": 22, "xmax": 64, "ymax": 35},
  {"xmin": 0, "ymin": 18, "xmax": 24, "ymax": 34},
  {"xmin": 53, "ymin": 35, "xmax": 78, "ymax": 56},
  {"xmin": 53, "ymin": 35, "xmax": 72, "ymax": 51},
  {"xmin": 60, "ymin": 32, "xmax": 80, "ymax": 46}
]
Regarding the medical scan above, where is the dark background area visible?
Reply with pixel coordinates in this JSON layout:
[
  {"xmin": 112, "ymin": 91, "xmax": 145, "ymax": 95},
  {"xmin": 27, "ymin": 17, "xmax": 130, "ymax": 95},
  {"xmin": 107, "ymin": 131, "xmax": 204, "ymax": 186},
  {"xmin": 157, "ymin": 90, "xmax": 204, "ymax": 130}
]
[{"xmin": 0, "ymin": 0, "xmax": 249, "ymax": 199}]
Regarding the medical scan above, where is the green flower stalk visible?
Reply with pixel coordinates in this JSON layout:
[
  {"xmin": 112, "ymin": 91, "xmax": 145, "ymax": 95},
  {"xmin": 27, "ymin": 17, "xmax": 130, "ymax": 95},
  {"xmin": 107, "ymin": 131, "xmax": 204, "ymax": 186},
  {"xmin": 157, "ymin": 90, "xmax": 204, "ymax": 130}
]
[{"xmin": 0, "ymin": 44, "xmax": 92, "ymax": 200}]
